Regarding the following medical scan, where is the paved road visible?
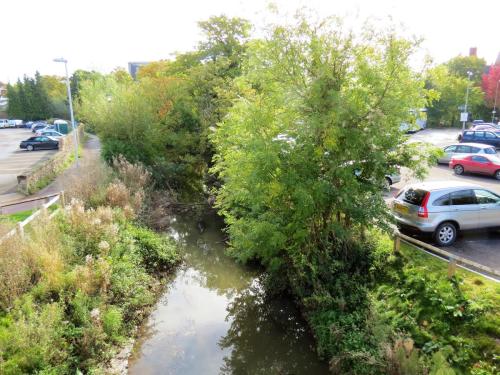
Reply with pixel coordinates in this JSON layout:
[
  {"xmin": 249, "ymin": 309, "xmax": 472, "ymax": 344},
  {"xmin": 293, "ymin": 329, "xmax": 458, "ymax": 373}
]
[
  {"xmin": 0, "ymin": 128, "xmax": 57, "ymax": 195},
  {"xmin": 390, "ymin": 128, "xmax": 500, "ymax": 275}
]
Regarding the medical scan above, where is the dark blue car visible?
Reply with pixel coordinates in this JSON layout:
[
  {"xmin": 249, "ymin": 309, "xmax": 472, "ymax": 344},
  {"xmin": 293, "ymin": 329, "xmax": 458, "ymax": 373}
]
[{"xmin": 460, "ymin": 130, "xmax": 500, "ymax": 148}]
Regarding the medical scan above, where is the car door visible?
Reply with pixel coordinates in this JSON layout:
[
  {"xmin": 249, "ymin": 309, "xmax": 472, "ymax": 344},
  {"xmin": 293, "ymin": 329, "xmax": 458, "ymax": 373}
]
[
  {"xmin": 484, "ymin": 132, "xmax": 497, "ymax": 147},
  {"xmin": 469, "ymin": 155, "xmax": 489, "ymax": 174},
  {"xmin": 453, "ymin": 145, "xmax": 471, "ymax": 162},
  {"xmin": 441, "ymin": 145, "xmax": 457, "ymax": 163},
  {"xmin": 473, "ymin": 189, "xmax": 500, "ymax": 228},
  {"xmin": 449, "ymin": 189, "xmax": 480, "ymax": 230},
  {"xmin": 38, "ymin": 137, "xmax": 50, "ymax": 149}
]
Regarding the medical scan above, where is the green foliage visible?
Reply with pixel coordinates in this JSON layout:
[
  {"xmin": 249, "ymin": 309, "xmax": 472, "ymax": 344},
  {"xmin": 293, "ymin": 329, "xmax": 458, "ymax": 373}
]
[
  {"xmin": 7, "ymin": 72, "xmax": 53, "ymax": 120},
  {"xmin": 77, "ymin": 15, "xmax": 249, "ymax": 196},
  {"xmin": 125, "ymin": 225, "xmax": 180, "ymax": 272},
  {"xmin": 0, "ymin": 196, "xmax": 179, "ymax": 373},
  {"xmin": 426, "ymin": 64, "xmax": 485, "ymax": 127},
  {"xmin": 372, "ymin": 240, "xmax": 500, "ymax": 374}
]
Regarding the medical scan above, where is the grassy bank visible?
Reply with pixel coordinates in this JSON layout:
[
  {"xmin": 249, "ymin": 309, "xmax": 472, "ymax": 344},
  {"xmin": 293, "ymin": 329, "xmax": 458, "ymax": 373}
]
[
  {"xmin": 304, "ymin": 233, "xmax": 499, "ymax": 375},
  {"xmin": 0, "ymin": 158, "xmax": 180, "ymax": 374}
]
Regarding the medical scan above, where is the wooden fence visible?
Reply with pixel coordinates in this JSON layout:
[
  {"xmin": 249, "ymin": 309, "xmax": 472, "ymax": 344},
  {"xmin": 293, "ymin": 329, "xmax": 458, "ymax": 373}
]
[
  {"xmin": 0, "ymin": 191, "xmax": 65, "ymax": 243},
  {"xmin": 394, "ymin": 231, "xmax": 500, "ymax": 282}
]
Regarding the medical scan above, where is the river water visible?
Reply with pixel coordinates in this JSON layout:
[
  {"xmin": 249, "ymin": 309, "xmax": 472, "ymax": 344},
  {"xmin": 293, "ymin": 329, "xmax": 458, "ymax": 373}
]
[{"xmin": 128, "ymin": 213, "xmax": 329, "ymax": 375}]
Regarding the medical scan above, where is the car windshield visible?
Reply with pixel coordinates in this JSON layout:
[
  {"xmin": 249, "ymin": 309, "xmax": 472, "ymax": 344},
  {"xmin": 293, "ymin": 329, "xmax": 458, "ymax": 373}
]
[{"xmin": 402, "ymin": 188, "xmax": 428, "ymax": 206}]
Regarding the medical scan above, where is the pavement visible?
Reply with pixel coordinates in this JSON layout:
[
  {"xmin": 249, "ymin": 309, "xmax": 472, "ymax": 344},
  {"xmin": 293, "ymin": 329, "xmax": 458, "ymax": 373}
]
[
  {"xmin": 389, "ymin": 128, "xmax": 500, "ymax": 275},
  {"xmin": 0, "ymin": 128, "xmax": 57, "ymax": 197}
]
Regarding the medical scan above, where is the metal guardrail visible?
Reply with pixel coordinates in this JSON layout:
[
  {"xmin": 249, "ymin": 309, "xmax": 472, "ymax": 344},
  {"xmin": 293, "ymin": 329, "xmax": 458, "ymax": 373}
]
[
  {"xmin": 0, "ymin": 191, "xmax": 65, "ymax": 243},
  {"xmin": 394, "ymin": 231, "xmax": 500, "ymax": 282}
]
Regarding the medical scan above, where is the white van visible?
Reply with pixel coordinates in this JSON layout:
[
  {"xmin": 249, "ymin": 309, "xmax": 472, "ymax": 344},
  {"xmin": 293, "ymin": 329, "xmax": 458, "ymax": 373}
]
[{"xmin": 0, "ymin": 119, "xmax": 9, "ymax": 128}]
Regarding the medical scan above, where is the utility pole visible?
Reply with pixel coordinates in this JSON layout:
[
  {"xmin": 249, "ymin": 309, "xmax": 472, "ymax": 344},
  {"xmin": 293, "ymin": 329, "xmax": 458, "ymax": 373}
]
[
  {"xmin": 53, "ymin": 58, "xmax": 78, "ymax": 167},
  {"xmin": 462, "ymin": 71, "xmax": 473, "ymax": 132}
]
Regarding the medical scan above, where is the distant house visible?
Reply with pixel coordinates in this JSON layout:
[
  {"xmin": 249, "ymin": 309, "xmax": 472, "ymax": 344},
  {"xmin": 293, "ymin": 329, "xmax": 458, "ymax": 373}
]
[{"xmin": 128, "ymin": 62, "xmax": 150, "ymax": 79}]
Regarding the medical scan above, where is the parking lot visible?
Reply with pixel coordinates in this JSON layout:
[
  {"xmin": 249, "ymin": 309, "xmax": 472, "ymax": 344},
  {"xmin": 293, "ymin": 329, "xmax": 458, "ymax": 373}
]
[
  {"xmin": 390, "ymin": 128, "xmax": 500, "ymax": 275},
  {"xmin": 0, "ymin": 128, "xmax": 57, "ymax": 195}
]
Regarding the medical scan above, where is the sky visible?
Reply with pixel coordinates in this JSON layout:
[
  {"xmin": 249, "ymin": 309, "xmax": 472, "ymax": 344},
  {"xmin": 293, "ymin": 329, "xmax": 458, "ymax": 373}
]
[{"xmin": 1, "ymin": 0, "xmax": 499, "ymax": 82}]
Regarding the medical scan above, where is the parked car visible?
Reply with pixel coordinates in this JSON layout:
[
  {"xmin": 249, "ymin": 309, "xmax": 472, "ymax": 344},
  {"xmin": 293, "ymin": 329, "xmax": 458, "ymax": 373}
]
[
  {"xmin": 20, "ymin": 136, "xmax": 59, "ymax": 151},
  {"xmin": 470, "ymin": 124, "xmax": 499, "ymax": 132},
  {"xmin": 438, "ymin": 143, "xmax": 497, "ymax": 164},
  {"xmin": 392, "ymin": 181, "xmax": 500, "ymax": 246},
  {"xmin": 32, "ymin": 123, "xmax": 49, "ymax": 133},
  {"xmin": 8, "ymin": 119, "xmax": 23, "ymax": 128},
  {"xmin": 37, "ymin": 129, "xmax": 64, "ymax": 138},
  {"xmin": 0, "ymin": 119, "xmax": 8, "ymax": 128},
  {"xmin": 450, "ymin": 154, "xmax": 500, "ymax": 180},
  {"xmin": 460, "ymin": 130, "xmax": 500, "ymax": 148}
]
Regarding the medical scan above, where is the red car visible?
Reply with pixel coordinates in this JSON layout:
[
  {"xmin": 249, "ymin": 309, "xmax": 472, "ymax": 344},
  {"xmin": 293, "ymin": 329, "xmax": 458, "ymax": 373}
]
[{"xmin": 450, "ymin": 155, "xmax": 500, "ymax": 180}]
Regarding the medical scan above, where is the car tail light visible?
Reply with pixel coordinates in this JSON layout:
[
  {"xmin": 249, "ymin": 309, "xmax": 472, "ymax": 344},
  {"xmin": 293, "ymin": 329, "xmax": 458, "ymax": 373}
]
[{"xmin": 418, "ymin": 192, "xmax": 430, "ymax": 218}]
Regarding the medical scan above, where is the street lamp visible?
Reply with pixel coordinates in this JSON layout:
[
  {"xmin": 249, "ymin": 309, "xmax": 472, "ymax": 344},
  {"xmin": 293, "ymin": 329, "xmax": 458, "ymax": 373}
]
[
  {"xmin": 462, "ymin": 71, "xmax": 473, "ymax": 132},
  {"xmin": 492, "ymin": 79, "xmax": 500, "ymax": 124},
  {"xmin": 53, "ymin": 57, "xmax": 78, "ymax": 167}
]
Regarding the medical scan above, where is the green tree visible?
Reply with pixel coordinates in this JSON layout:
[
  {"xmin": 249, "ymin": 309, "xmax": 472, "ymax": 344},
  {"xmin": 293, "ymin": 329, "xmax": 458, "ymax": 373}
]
[
  {"xmin": 446, "ymin": 55, "xmax": 486, "ymax": 83},
  {"xmin": 426, "ymin": 65, "xmax": 484, "ymax": 126},
  {"xmin": 6, "ymin": 83, "xmax": 23, "ymax": 118},
  {"xmin": 211, "ymin": 16, "xmax": 437, "ymax": 373}
]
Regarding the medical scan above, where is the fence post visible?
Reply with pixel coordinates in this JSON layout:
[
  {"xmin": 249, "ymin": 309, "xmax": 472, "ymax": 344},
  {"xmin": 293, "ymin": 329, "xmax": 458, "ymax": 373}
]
[
  {"xmin": 393, "ymin": 235, "xmax": 401, "ymax": 254},
  {"xmin": 16, "ymin": 222, "xmax": 24, "ymax": 238},
  {"xmin": 60, "ymin": 191, "xmax": 66, "ymax": 208},
  {"xmin": 448, "ymin": 256, "xmax": 457, "ymax": 279}
]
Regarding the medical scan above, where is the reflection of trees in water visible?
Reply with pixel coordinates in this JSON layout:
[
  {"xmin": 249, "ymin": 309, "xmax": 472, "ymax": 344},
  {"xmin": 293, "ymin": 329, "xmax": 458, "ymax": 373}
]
[
  {"xmin": 167, "ymin": 213, "xmax": 258, "ymax": 296},
  {"xmin": 219, "ymin": 284, "xmax": 329, "ymax": 375}
]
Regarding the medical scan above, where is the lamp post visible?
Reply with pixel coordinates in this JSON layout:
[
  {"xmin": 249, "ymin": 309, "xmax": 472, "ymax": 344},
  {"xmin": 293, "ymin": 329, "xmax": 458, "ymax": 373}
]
[
  {"xmin": 462, "ymin": 71, "xmax": 473, "ymax": 132},
  {"xmin": 53, "ymin": 57, "xmax": 78, "ymax": 167},
  {"xmin": 492, "ymin": 79, "xmax": 500, "ymax": 124}
]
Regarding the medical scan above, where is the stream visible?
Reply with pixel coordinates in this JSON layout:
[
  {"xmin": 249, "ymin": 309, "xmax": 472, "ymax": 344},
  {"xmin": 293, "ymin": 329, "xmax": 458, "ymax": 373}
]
[{"xmin": 128, "ymin": 213, "xmax": 329, "ymax": 374}]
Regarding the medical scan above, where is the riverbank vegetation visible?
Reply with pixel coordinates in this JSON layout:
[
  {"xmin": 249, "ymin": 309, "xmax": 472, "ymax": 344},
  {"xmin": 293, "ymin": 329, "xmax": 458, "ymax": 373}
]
[
  {"xmin": 0, "ymin": 158, "xmax": 179, "ymax": 374},
  {"xmin": 75, "ymin": 11, "xmax": 498, "ymax": 375}
]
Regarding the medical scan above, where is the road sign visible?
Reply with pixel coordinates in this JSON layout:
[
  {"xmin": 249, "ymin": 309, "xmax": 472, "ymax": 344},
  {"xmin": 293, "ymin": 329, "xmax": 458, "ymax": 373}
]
[{"xmin": 460, "ymin": 112, "xmax": 468, "ymax": 122}]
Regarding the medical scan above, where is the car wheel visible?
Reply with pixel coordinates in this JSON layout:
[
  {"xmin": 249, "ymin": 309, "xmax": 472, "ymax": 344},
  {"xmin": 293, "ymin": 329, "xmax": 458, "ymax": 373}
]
[
  {"xmin": 434, "ymin": 222, "xmax": 457, "ymax": 246},
  {"xmin": 454, "ymin": 164, "xmax": 464, "ymax": 175},
  {"xmin": 495, "ymin": 170, "xmax": 500, "ymax": 180},
  {"xmin": 27, "ymin": 145, "xmax": 34, "ymax": 151}
]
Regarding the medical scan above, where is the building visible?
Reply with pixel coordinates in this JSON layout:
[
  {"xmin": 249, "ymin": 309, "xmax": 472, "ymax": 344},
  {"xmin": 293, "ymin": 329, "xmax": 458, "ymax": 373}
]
[
  {"xmin": 0, "ymin": 83, "xmax": 8, "ymax": 113},
  {"xmin": 128, "ymin": 62, "xmax": 150, "ymax": 79}
]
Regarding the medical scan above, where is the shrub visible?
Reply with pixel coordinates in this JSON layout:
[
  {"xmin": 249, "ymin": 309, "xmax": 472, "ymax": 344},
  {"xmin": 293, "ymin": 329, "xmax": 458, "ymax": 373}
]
[{"xmin": 126, "ymin": 225, "xmax": 180, "ymax": 272}]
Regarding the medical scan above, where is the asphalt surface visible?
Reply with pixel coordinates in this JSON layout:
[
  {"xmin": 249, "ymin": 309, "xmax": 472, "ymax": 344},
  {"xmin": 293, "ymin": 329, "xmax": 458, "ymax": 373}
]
[
  {"xmin": 390, "ymin": 128, "xmax": 500, "ymax": 276},
  {"xmin": 0, "ymin": 128, "xmax": 57, "ymax": 195}
]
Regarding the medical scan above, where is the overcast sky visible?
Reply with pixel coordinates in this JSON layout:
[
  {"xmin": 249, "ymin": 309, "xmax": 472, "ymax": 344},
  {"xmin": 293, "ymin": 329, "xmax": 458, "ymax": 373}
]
[{"xmin": 1, "ymin": 0, "xmax": 499, "ymax": 82}]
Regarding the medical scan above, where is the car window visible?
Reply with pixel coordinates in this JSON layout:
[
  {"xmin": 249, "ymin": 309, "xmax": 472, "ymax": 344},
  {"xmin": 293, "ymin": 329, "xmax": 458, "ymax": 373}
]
[
  {"xmin": 40, "ymin": 137, "xmax": 49, "ymax": 141},
  {"xmin": 474, "ymin": 131, "xmax": 485, "ymax": 138},
  {"xmin": 484, "ymin": 147, "xmax": 497, "ymax": 155},
  {"xmin": 444, "ymin": 145, "xmax": 457, "ymax": 153},
  {"xmin": 464, "ymin": 131, "xmax": 474, "ymax": 136},
  {"xmin": 470, "ymin": 147, "xmax": 480, "ymax": 153},
  {"xmin": 485, "ymin": 132, "xmax": 496, "ymax": 139},
  {"xmin": 474, "ymin": 190, "xmax": 500, "ymax": 204},
  {"xmin": 456, "ymin": 145, "xmax": 471, "ymax": 153},
  {"xmin": 403, "ymin": 188, "xmax": 428, "ymax": 206},
  {"xmin": 451, "ymin": 190, "xmax": 476, "ymax": 205},
  {"xmin": 432, "ymin": 193, "xmax": 450, "ymax": 206},
  {"xmin": 471, "ymin": 156, "xmax": 488, "ymax": 163}
]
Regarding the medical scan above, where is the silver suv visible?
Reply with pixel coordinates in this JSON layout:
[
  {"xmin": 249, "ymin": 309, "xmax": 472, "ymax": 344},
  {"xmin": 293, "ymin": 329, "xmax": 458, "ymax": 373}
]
[{"xmin": 392, "ymin": 181, "xmax": 500, "ymax": 246}]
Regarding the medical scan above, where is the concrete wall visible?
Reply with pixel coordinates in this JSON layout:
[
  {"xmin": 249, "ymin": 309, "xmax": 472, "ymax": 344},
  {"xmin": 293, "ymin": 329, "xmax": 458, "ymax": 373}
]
[{"xmin": 17, "ymin": 126, "xmax": 84, "ymax": 195}]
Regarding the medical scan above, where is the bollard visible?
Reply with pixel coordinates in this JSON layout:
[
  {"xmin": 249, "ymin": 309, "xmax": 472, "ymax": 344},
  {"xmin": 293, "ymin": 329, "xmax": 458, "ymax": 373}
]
[
  {"xmin": 393, "ymin": 236, "xmax": 401, "ymax": 254},
  {"xmin": 16, "ymin": 222, "xmax": 24, "ymax": 238},
  {"xmin": 60, "ymin": 191, "xmax": 66, "ymax": 208},
  {"xmin": 447, "ymin": 257, "xmax": 457, "ymax": 279}
]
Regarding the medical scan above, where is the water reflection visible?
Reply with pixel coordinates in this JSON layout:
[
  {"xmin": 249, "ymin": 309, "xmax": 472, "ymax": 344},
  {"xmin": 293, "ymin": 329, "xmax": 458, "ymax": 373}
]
[{"xmin": 128, "ymin": 213, "xmax": 328, "ymax": 375}]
